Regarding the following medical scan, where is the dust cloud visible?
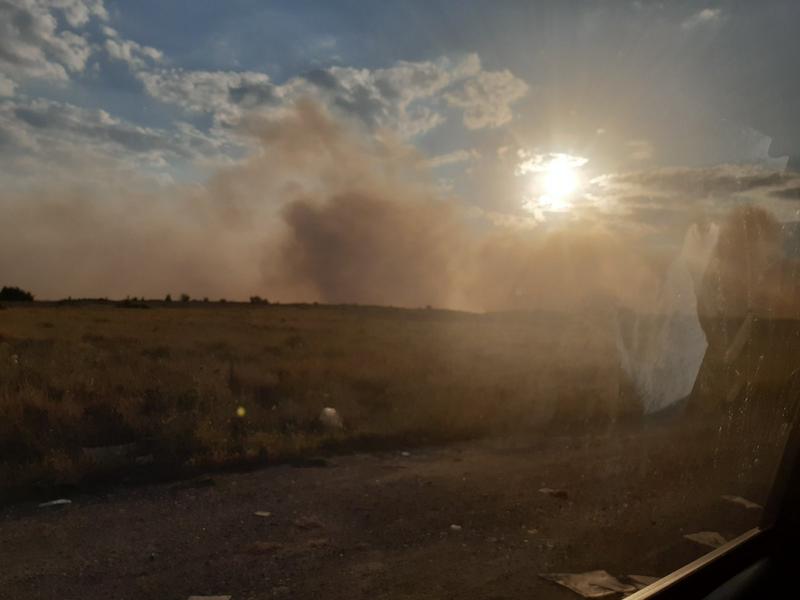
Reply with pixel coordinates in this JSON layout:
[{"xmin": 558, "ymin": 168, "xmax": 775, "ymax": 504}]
[{"xmin": 0, "ymin": 100, "xmax": 787, "ymax": 315}]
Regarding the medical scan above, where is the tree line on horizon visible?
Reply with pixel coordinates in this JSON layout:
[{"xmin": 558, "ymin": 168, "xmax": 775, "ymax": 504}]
[{"xmin": 0, "ymin": 285, "xmax": 270, "ymax": 305}]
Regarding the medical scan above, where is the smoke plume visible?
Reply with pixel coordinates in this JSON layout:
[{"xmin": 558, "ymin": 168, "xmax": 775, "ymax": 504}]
[{"xmin": 1, "ymin": 100, "xmax": 785, "ymax": 314}]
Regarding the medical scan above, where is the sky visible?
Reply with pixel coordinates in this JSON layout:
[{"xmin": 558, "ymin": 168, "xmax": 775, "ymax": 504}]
[{"xmin": 1, "ymin": 0, "xmax": 800, "ymax": 307}]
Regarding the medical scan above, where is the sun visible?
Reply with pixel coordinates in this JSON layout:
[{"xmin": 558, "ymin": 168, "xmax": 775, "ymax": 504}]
[
  {"xmin": 516, "ymin": 152, "xmax": 588, "ymax": 215},
  {"xmin": 542, "ymin": 160, "xmax": 579, "ymax": 200}
]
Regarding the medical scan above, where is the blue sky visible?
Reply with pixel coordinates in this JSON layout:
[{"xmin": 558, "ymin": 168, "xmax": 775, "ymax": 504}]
[
  {"xmin": 2, "ymin": 1, "xmax": 797, "ymax": 189},
  {"xmin": 2, "ymin": 1, "xmax": 800, "ymax": 302}
]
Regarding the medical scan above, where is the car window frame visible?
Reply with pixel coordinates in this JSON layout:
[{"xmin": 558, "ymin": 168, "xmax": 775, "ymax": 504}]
[{"xmin": 626, "ymin": 401, "xmax": 800, "ymax": 599}]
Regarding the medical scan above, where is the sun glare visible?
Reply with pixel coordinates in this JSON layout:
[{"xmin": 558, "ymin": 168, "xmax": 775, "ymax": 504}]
[{"xmin": 516, "ymin": 152, "xmax": 588, "ymax": 215}]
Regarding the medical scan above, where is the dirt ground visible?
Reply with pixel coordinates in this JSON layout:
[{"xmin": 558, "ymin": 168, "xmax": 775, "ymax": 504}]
[{"xmin": 0, "ymin": 420, "xmax": 775, "ymax": 600}]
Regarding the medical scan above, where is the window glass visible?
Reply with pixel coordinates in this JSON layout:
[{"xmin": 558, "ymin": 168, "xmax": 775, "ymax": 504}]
[{"xmin": 1, "ymin": 2, "xmax": 799, "ymax": 599}]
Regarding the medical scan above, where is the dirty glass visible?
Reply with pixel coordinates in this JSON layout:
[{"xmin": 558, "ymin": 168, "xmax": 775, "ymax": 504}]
[{"xmin": 1, "ymin": 1, "xmax": 799, "ymax": 599}]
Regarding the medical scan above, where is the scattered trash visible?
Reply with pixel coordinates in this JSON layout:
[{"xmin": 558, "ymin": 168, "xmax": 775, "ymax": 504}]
[
  {"xmin": 38, "ymin": 498, "xmax": 72, "ymax": 508},
  {"xmin": 540, "ymin": 570, "xmax": 636, "ymax": 598},
  {"xmin": 401, "ymin": 451, "xmax": 411, "ymax": 457},
  {"xmin": 722, "ymin": 495, "xmax": 761, "ymax": 510},
  {"xmin": 526, "ymin": 528, "xmax": 539, "ymax": 535},
  {"xmin": 450, "ymin": 524, "xmax": 462, "ymax": 531},
  {"xmin": 293, "ymin": 516, "xmax": 323, "ymax": 530},
  {"xmin": 254, "ymin": 511, "xmax": 272, "ymax": 518},
  {"xmin": 628, "ymin": 575, "xmax": 660, "ymax": 590},
  {"xmin": 82, "ymin": 443, "xmax": 140, "ymax": 469},
  {"xmin": 319, "ymin": 407, "xmax": 343, "ymax": 429},
  {"xmin": 539, "ymin": 487, "xmax": 569, "ymax": 500},
  {"xmin": 684, "ymin": 531, "xmax": 728, "ymax": 549}
]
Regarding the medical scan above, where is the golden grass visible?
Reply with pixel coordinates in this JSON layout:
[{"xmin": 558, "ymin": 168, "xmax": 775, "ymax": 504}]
[{"xmin": 0, "ymin": 302, "xmax": 629, "ymax": 497}]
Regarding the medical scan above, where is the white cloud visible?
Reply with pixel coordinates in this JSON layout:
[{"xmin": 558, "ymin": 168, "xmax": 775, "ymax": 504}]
[
  {"xmin": 515, "ymin": 151, "xmax": 589, "ymax": 176},
  {"xmin": 49, "ymin": 0, "xmax": 107, "ymax": 27},
  {"xmin": 425, "ymin": 148, "xmax": 479, "ymax": 169},
  {"xmin": 0, "ymin": 73, "xmax": 17, "ymax": 96},
  {"xmin": 102, "ymin": 26, "xmax": 163, "ymax": 69},
  {"xmin": 138, "ymin": 53, "xmax": 529, "ymax": 137},
  {"xmin": 0, "ymin": 7, "xmax": 530, "ymax": 188},
  {"xmin": 0, "ymin": 96, "xmax": 230, "ymax": 186},
  {"xmin": 138, "ymin": 69, "xmax": 273, "ymax": 127},
  {"xmin": 443, "ymin": 69, "xmax": 528, "ymax": 129},
  {"xmin": 0, "ymin": 0, "xmax": 103, "ymax": 82},
  {"xmin": 681, "ymin": 8, "xmax": 723, "ymax": 30}
]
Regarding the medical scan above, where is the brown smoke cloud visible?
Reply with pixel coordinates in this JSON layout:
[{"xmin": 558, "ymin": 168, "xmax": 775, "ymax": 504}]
[
  {"xmin": 3, "ymin": 100, "xmax": 783, "ymax": 314},
  {"xmin": 699, "ymin": 205, "xmax": 800, "ymax": 319}
]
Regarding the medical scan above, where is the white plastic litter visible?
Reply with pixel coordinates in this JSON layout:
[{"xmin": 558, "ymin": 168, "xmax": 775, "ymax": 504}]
[
  {"xmin": 684, "ymin": 531, "xmax": 728, "ymax": 549},
  {"xmin": 38, "ymin": 498, "xmax": 72, "ymax": 508},
  {"xmin": 539, "ymin": 487, "xmax": 568, "ymax": 499},
  {"xmin": 82, "ymin": 443, "xmax": 140, "ymax": 469},
  {"xmin": 254, "ymin": 511, "xmax": 272, "ymax": 518},
  {"xmin": 319, "ymin": 407, "xmax": 343, "ymax": 429},
  {"xmin": 540, "ymin": 570, "xmax": 636, "ymax": 598},
  {"xmin": 450, "ymin": 524, "xmax": 462, "ymax": 531},
  {"xmin": 721, "ymin": 495, "xmax": 761, "ymax": 510}
]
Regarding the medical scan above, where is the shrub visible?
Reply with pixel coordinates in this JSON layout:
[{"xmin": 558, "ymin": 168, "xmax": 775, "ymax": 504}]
[
  {"xmin": 164, "ymin": 294, "xmax": 172, "ymax": 302},
  {"xmin": 180, "ymin": 293, "xmax": 190, "ymax": 302},
  {"xmin": 250, "ymin": 295, "xmax": 269, "ymax": 304},
  {"xmin": 0, "ymin": 286, "xmax": 34, "ymax": 302}
]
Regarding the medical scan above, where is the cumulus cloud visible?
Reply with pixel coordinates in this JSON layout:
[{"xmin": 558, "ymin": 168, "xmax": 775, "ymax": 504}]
[
  {"xmin": 102, "ymin": 26, "xmax": 163, "ymax": 69},
  {"xmin": 50, "ymin": 0, "xmax": 107, "ymax": 26},
  {"xmin": 0, "ymin": 96, "xmax": 228, "ymax": 187},
  {"xmin": 138, "ymin": 69, "xmax": 274, "ymax": 129},
  {"xmin": 0, "ymin": 0, "xmax": 101, "ymax": 82},
  {"xmin": 681, "ymin": 8, "xmax": 723, "ymax": 31},
  {"xmin": 443, "ymin": 69, "xmax": 528, "ymax": 129},
  {"xmin": 0, "ymin": 73, "xmax": 17, "ymax": 96},
  {"xmin": 138, "ymin": 54, "xmax": 528, "ymax": 137},
  {"xmin": 0, "ymin": 1, "xmax": 152, "ymax": 90}
]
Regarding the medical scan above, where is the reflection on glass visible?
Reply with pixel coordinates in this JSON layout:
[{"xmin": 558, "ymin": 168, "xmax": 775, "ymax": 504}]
[{"xmin": 1, "ymin": 2, "xmax": 800, "ymax": 599}]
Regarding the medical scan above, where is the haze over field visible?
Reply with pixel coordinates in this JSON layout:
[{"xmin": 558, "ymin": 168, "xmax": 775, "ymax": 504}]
[{"xmin": 2, "ymin": 0, "xmax": 800, "ymax": 314}]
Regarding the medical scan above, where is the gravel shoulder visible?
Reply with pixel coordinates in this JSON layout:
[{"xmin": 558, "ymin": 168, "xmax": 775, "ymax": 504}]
[{"xmin": 0, "ymin": 423, "xmax": 771, "ymax": 600}]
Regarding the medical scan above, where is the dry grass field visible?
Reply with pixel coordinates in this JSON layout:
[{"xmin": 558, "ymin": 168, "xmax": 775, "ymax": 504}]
[
  {"xmin": 3, "ymin": 302, "xmax": 799, "ymax": 599},
  {"xmin": 0, "ymin": 301, "xmax": 631, "ymax": 500}
]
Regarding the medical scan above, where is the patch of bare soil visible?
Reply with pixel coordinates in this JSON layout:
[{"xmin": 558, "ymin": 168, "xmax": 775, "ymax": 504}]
[{"xmin": 0, "ymin": 423, "xmax": 773, "ymax": 600}]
